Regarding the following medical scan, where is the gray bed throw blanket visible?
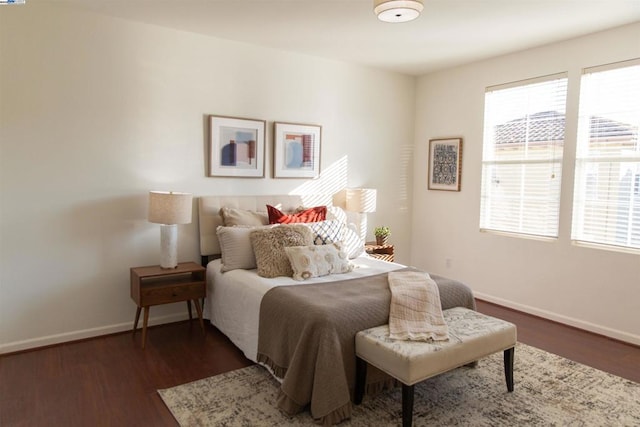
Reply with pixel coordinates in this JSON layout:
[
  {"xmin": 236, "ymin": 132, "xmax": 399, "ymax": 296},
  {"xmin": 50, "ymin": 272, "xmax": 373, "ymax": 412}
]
[{"xmin": 256, "ymin": 268, "xmax": 475, "ymax": 425}]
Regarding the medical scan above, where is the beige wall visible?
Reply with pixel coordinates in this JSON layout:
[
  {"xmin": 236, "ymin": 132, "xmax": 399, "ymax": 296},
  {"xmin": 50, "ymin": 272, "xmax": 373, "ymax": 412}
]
[
  {"xmin": 412, "ymin": 23, "xmax": 640, "ymax": 345},
  {"xmin": 0, "ymin": 4, "xmax": 416, "ymax": 352},
  {"xmin": 2, "ymin": 4, "xmax": 637, "ymax": 353}
]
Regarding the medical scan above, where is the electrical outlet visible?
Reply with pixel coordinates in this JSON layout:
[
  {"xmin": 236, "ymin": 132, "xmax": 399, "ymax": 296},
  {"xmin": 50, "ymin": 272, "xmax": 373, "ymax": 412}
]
[{"xmin": 445, "ymin": 258, "xmax": 452, "ymax": 268}]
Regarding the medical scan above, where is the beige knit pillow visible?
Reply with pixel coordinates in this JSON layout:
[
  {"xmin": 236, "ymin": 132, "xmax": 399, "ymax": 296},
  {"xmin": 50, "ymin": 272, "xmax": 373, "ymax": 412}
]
[{"xmin": 249, "ymin": 224, "xmax": 314, "ymax": 278}]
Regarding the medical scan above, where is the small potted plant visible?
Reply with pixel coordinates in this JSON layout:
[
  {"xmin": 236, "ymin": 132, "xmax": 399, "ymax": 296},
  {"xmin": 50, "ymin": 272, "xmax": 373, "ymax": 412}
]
[{"xmin": 374, "ymin": 226, "xmax": 391, "ymax": 246}]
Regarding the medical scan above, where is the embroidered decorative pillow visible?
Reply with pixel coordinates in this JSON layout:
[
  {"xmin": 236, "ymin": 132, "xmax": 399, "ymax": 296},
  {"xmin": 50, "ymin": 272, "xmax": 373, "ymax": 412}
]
[
  {"xmin": 304, "ymin": 220, "xmax": 346, "ymax": 245},
  {"xmin": 267, "ymin": 204, "xmax": 326, "ymax": 224},
  {"xmin": 216, "ymin": 225, "xmax": 273, "ymax": 272},
  {"xmin": 250, "ymin": 224, "xmax": 314, "ymax": 278},
  {"xmin": 284, "ymin": 243, "xmax": 353, "ymax": 281},
  {"xmin": 220, "ymin": 207, "xmax": 268, "ymax": 227}
]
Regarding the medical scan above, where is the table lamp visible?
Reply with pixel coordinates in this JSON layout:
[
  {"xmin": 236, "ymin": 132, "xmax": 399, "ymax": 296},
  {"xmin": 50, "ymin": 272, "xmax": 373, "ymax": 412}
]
[
  {"xmin": 345, "ymin": 188, "xmax": 377, "ymax": 241},
  {"xmin": 148, "ymin": 191, "xmax": 193, "ymax": 269}
]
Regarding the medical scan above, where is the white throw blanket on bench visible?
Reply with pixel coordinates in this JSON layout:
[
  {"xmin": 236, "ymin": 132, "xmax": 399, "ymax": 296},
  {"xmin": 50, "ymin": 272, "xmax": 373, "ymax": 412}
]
[{"xmin": 388, "ymin": 271, "xmax": 450, "ymax": 341}]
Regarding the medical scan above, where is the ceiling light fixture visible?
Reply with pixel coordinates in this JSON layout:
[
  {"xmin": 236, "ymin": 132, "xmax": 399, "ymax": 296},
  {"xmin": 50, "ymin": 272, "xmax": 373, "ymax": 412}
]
[{"xmin": 374, "ymin": 0, "xmax": 424, "ymax": 23}]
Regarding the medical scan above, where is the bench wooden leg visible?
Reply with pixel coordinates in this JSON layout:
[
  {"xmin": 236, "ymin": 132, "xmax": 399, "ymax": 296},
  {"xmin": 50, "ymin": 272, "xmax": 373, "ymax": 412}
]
[
  {"xmin": 504, "ymin": 347, "xmax": 514, "ymax": 392},
  {"xmin": 402, "ymin": 383, "xmax": 414, "ymax": 427},
  {"xmin": 354, "ymin": 357, "xmax": 367, "ymax": 404}
]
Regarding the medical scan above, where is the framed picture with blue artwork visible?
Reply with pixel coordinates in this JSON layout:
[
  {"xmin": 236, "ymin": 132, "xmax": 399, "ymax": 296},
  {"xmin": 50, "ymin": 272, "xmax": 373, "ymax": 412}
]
[
  {"xmin": 273, "ymin": 122, "xmax": 321, "ymax": 178},
  {"xmin": 428, "ymin": 137, "xmax": 463, "ymax": 191},
  {"xmin": 208, "ymin": 115, "xmax": 266, "ymax": 177}
]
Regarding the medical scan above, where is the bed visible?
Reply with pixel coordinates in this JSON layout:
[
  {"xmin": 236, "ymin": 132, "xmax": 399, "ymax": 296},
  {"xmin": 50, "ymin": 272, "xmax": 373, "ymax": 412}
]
[{"xmin": 198, "ymin": 195, "xmax": 476, "ymax": 425}]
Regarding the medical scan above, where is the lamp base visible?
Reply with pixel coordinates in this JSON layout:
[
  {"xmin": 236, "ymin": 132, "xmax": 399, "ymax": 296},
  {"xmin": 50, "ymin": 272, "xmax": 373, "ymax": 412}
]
[
  {"xmin": 159, "ymin": 224, "xmax": 178, "ymax": 269},
  {"xmin": 357, "ymin": 213, "xmax": 368, "ymax": 242}
]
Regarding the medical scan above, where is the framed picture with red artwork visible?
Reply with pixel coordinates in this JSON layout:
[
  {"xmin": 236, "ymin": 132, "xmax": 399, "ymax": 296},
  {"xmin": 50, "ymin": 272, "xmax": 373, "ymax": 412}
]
[{"xmin": 273, "ymin": 122, "xmax": 321, "ymax": 179}]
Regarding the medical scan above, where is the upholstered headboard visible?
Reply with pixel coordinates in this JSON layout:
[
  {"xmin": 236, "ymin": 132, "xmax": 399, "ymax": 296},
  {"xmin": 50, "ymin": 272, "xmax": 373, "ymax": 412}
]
[{"xmin": 198, "ymin": 194, "xmax": 336, "ymax": 264}]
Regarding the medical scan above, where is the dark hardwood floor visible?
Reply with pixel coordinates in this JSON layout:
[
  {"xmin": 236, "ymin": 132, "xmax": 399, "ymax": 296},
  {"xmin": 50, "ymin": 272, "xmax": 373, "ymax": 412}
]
[
  {"xmin": 476, "ymin": 300, "xmax": 640, "ymax": 383},
  {"xmin": 1, "ymin": 300, "xmax": 638, "ymax": 426},
  {"xmin": 0, "ymin": 322, "xmax": 252, "ymax": 427}
]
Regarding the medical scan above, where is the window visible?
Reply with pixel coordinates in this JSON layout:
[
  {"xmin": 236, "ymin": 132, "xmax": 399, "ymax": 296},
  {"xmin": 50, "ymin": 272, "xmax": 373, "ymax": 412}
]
[
  {"xmin": 571, "ymin": 59, "xmax": 640, "ymax": 251},
  {"xmin": 480, "ymin": 74, "xmax": 568, "ymax": 238}
]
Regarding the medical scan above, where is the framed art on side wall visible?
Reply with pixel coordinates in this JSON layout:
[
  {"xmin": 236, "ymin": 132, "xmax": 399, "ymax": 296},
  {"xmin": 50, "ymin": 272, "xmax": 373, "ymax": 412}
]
[
  {"xmin": 428, "ymin": 137, "xmax": 463, "ymax": 191},
  {"xmin": 273, "ymin": 122, "xmax": 321, "ymax": 178},
  {"xmin": 208, "ymin": 115, "xmax": 266, "ymax": 178}
]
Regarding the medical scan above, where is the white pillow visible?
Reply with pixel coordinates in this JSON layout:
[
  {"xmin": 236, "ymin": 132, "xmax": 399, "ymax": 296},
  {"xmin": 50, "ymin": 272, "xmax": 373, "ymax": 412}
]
[
  {"xmin": 326, "ymin": 205, "xmax": 348, "ymax": 224},
  {"xmin": 216, "ymin": 225, "xmax": 272, "ymax": 272},
  {"xmin": 284, "ymin": 243, "xmax": 353, "ymax": 281},
  {"xmin": 342, "ymin": 223, "xmax": 365, "ymax": 259}
]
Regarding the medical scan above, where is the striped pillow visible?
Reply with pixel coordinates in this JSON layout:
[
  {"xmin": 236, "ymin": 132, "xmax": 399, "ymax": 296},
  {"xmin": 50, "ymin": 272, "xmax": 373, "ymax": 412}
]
[{"xmin": 216, "ymin": 225, "xmax": 274, "ymax": 272}]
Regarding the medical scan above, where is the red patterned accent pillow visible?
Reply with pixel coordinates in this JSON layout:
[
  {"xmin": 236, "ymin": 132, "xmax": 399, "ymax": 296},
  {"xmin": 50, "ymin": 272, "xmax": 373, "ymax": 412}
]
[{"xmin": 267, "ymin": 205, "xmax": 327, "ymax": 224}]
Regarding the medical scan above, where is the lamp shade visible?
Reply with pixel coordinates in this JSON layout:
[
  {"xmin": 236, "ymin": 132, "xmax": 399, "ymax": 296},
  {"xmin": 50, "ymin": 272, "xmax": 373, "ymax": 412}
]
[
  {"xmin": 346, "ymin": 188, "xmax": 377, "ymax": 213},
  {"xmin": 374, "ymin": 0, "xmax": 423, "ymax": 23},
  {"xmin": 148, "ymin": 191, "xmax": 192, "ymax": 225}
]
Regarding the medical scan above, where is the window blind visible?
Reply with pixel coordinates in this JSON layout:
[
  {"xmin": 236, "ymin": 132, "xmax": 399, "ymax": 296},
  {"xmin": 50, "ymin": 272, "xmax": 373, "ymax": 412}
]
[
  {"xmin": 480, "ymin": 74, "xmax": 568, "ymax": 238},
  {"xmin": 571, "ymin": 59, "xmax": 640, "ymax": 251}
]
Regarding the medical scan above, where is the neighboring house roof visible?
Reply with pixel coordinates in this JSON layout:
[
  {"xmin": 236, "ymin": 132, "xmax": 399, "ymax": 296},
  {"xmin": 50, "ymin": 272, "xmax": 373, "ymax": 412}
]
[
  {"xmin": 589, "ymin": 116, "xmax": 638, "ymax": 141},
  {"xmin": 494, "ymin": 111, "xmax": 637, "ymax": 144},
  {"xmin": 495, "ymin": 111, "xmax": 565, "ymax": 144}
]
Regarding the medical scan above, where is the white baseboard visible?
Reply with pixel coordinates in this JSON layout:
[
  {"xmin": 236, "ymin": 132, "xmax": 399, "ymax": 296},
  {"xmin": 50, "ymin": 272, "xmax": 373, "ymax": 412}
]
[
  {"xmin": 474, "ymin": 292, "xmax": 640, "ymax": 346},
  {"xmin": 0, "ymin": 312, "xmax": 189, "ymax": 355},
  {"xmin": 4, "ymin": 296, "xmax": 638, "ymax": 353}
]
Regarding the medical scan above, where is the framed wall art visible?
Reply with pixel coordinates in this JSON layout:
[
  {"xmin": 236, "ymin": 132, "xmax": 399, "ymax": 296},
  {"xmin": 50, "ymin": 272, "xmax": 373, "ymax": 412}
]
[
  {"xmin": 208, "ymin": 115, "xmax": 266, "ymax": 178},
  {"xmin": 273, "ymin": 122, "xmax": 321, "ymax": 178},
  {"xmin": 428, "ymin": 137, "xmax": 463, "ymax": 191}
]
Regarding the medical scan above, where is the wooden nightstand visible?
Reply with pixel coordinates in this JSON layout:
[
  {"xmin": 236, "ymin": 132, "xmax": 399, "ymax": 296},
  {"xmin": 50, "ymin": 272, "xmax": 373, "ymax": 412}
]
[
  {"xmin": 365, "ymin": 242, "xmax": 395, "ymax": 262},
  {"xmin": 130, "ymin": 262, "xmax": 206, "ymax": 348}
]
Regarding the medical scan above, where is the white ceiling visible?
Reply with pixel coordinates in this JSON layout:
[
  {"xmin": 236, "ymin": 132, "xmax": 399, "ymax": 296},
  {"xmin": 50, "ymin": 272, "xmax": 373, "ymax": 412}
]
[{"xmin": 57, "ymin": 0, "xmax": 640, "ymax": 75}]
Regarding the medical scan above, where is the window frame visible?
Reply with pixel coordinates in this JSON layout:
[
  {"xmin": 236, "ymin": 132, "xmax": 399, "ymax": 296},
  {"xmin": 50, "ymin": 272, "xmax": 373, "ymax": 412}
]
[
  {"xmin": 479, "ymin": 73, "xmax": 568, "ymax": 239},
  {"xmin": 570, "ymin": 58, "xmax": 640, "ymax": 253}
]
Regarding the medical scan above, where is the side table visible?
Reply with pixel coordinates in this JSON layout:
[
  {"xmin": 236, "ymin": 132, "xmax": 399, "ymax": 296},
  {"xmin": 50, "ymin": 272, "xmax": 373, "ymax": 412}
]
[
  {"xmin": 130, "ymin": 261, "xmax": 206, "ymax": 348},
  {"xmin": 365, "ymin": 242, "xmax": 395, "ymax": 262}
]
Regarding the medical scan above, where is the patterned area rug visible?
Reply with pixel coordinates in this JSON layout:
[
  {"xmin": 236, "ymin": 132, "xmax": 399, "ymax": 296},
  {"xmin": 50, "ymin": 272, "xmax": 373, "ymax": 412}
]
[{"xmin": 158, "ymin": 343, "xmax": 639, "ymax": 426}]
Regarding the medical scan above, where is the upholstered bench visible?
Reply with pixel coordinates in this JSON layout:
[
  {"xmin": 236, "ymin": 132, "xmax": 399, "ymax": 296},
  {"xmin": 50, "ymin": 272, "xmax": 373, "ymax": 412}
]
[{"xmin": 354, "ymin": 307, "xmax": 517, "ymax": 427}]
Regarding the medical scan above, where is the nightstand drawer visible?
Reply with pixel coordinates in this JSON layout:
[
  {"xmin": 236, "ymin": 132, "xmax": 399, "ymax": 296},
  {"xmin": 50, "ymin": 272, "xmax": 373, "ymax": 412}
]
[{"xmin": 140, "ymin": 282, "xmax": 205, "ymax": 306}]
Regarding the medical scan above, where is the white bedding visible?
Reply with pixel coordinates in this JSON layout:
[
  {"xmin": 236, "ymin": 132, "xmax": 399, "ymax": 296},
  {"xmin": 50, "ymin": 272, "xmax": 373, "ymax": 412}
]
[{"xmin": 204, "ymin": 255, "xmax": 404, "ymax": 362}]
